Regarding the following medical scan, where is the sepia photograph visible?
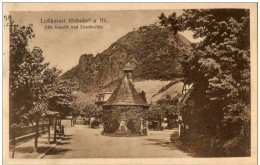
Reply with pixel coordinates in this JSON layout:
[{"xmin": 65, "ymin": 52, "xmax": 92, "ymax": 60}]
[{"xmin": 2, "ymin": 2, "xmax": 257, "ymax": 165}]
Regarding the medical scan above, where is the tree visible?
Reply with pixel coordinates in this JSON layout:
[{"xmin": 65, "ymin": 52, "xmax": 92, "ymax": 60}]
[
  {"xmin": 47, "ymin": 78, "xmax": 77, "ymax": 134},
  {"xmin": 9, "ymin": 15, "xmax": 36, "ymax": 157},
  {"xmin": 156, "ymin": 96, "xmax": 178, "ymax": 128},
  {"xmin": 9, "ymin": 16, "xmax": 74, "ymax": 154},
  {"xmin": 158, "ymin": 13, "xmax": 168, "ymax": 26},
  {"xmin": 71, "ymin": 102, "xmax": 83, "ymax": 126},
  {"xmin": 9, "ymin": 16, "xmax": 35, "ymax": 125},
  {"xmin": 163, "ymin": 9, "xmax": 250, "ymax": 156},
  {"xmin": 159, "ymin": 12, "xmax": 181, "ymax": 34},
  {"xmin": 82, "ymin": 104, "xmax": 102, "ymax": 124},
  {"xmin": 48, "ymin": 79, "xmax": 77, "ymax": 118},
  {"xmin": 21, "ymin": 47, "xmax": 57, "ymax": 152},
  {"xmin": 10, "ymin": 43, "xmax": 56, "ymax": 153},
  {"xmin": 148, "ymin": 105, "xmax": 165, "ymax": 122},
  {"xmin": 148, "ymin": 95, "xmax": 178, "ymax": 123}
]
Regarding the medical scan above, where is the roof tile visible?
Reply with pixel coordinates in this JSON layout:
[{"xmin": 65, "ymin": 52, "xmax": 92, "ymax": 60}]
[{"xmin": 103, "ymin": 76, "xmax": 148, "ymax": 107}]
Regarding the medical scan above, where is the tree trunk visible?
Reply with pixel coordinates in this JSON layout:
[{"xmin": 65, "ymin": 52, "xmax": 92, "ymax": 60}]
[
  {"xmin": 167, "ymin": 118, "xmax": 173, "ymax": 129},
  {"xmin": 178, "ymin": 123, "xmax": 181, "ymax": 137},
  {"xmin": 11, "ymin": 130, "xmax": 16, "ymax": 158},
  {"xmin": 159, "ymin": 118, "xmax": 162, "ymax": 131},
  {"xmin": 34, "ymin": 118, "xmax": 39, "ymax": 152},
  {"xmin": 54, "ymin": 117, "xmax": 57, "ymax": 143},
  {"xmin": 59, "ymin": 119, "xmax": 62, "ymax": 136},
  {"xmin": 42, "ymin": 119, "xmax": 45, "ymax": 133},
  {"xmin": 48, "ymin": 117, "xmax": 51, "ymax": 144}
]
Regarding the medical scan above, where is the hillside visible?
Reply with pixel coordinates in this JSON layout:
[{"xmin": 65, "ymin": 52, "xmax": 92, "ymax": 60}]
[
  {"xmin": 134, "ymin": 80, "xmax": 171, "ymax": 104},
  {"xmin": 62, "ymin": 25, "xmax": 191, "ymax": 103},
  {"xmin": 134, "ymin": 79, "xmax": 184, "ymax": 104},
  {"xmin": 151, "ymin": 81, "xmax": 184, "ymax": 103}
]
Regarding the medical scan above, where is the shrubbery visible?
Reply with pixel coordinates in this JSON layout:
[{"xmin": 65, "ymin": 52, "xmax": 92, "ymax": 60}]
[
  {"xmin": 102, "ymin": 106, "xmax": 148, "ymax": 135},
  {"xmin": 170, "ymin": 132, "xmax": 179, "ymax": 143},
  {"xmin": 126, "ymin": 119, "xmax": 136, "ymax": 133},
  {"xmin": 106, "ymin": 119, "xmax": 120, "ymax": 133}
]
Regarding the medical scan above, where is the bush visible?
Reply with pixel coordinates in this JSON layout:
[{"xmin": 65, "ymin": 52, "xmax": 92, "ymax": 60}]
[
  {"xmin": 170, "ymin": 131, "xmax": 179, "ymax": 143},
  {"xmin": 222, "ymin": 135, "xmax": 251, "ymax": 157},
  {"xmin": 107, "ymin": 119, "xmax": 120, "ymax": 133},
  {"xmin": 127, "ymin": 119, "xmax": 136, "ymax": 133},
  {"xmin": 102, "ymin": 106, "xmax": 148, "ymax": 135}
]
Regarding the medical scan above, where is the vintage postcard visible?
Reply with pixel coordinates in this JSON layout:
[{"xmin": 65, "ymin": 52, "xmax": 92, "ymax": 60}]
[{"xmin": 3, "ymin": 2, "xmax": 257, "ymax": 165}]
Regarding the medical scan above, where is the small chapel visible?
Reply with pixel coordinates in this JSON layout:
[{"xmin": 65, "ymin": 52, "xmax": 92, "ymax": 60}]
[{"xmin": 102, "ymin": 62, "xmax": 149, "ymax": 136}]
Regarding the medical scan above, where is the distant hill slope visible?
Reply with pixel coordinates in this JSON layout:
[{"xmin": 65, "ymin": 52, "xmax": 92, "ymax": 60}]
[
  {"xmin": 134, "ymin": 79, "xmax": 184, "ymax": 104},
  {"xmin": 134, "ymin": 80, "xmax": 171, "ymax": 104},
  {"xmin": 151, "ymin": 81, "xmax": 184, "ymax": 103},
  {"xmin": 62, "ymin": 26, "xmax": 191, "ymax": 93}
]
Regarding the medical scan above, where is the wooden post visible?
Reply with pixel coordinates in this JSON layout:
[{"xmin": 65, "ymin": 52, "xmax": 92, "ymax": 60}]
[
  {"xmin": 178, "ymin": 123, "xmax": 181, "ymax": 137},
  {"xmin": 11, "ymin": 130, "xmax": 16, "ymax": 158},
  {"xmin": 42, "ymin": 119, "xmax": 45, "ymax": 133},
  {"xmin": 54, "ymin": 117, "xmax": 57, "ymax": 143},
  {"xmin": 140, "ymin": 117, "xmax": 143, "ymax": 135},
  {"xmin": 48, "ymin": 117, "xmax": 51, "ymax": 144},
  {"xmin": 59, "ymin": 119, "xmax": 62, "ymax": 136},
  {"xmin": 34, "ymin": 117, "xmax": 39, "ymax": 152}
]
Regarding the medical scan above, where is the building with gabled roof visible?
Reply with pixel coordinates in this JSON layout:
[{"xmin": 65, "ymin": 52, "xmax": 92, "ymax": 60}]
[
  {"xmin": 102, "ymin": 62, "xmax": 149, "ymax": 136},
  {"xmin": 103, "ymin": 76, "xmax": 148, "ymax": 107}
]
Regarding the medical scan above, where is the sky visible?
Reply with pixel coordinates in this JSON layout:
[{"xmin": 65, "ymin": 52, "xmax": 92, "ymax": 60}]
[{"xmin": 11, "ymin": 10, "xmax": 201, "ymax": 73}]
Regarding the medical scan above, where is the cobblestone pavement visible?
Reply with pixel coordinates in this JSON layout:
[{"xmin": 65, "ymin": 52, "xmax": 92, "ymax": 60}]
[{"xmin": 43, "ymin": 125, "xmax": 192, "ymax": 158}]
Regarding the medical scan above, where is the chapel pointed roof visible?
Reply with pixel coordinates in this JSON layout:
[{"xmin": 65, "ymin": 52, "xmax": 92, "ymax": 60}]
[{"xmin": 103, "ymin": 75, "xmax": 148, "ymax": 107}]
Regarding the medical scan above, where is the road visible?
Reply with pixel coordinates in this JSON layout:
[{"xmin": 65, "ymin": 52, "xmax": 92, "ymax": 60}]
[{"xmin": 44, "ymin": 125, "xmax": 192, "ymax": 158}]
